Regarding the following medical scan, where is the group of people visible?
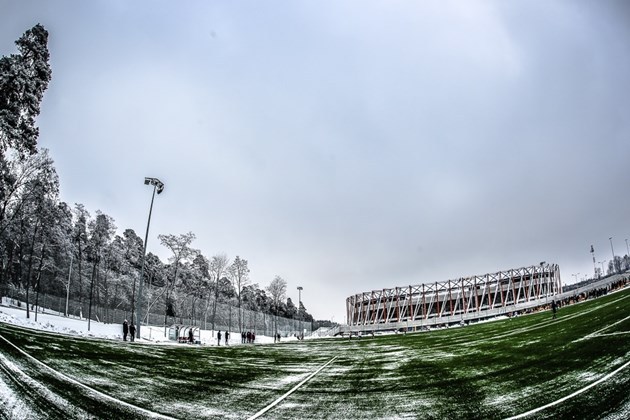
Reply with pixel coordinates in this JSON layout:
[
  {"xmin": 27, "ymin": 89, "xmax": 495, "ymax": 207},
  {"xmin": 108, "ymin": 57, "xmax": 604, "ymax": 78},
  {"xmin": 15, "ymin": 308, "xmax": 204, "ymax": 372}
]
[
  {"xmin": 241, "ymin": 331, "xmax": 256, "ymax": 344},
  {"xmin": 216, "ymin": 330, "xmax": 229, "ymax": 346},
  {"xmin": 122, "ymin": 323, "xmax": 302, "ymax": 345},
  {"xmin": 122, "ymin": 320, "xmax": 136, "ymax": 342},
  {"xmin": 549, "ymin": 277, "xmax": 629, "ymax": 314}
]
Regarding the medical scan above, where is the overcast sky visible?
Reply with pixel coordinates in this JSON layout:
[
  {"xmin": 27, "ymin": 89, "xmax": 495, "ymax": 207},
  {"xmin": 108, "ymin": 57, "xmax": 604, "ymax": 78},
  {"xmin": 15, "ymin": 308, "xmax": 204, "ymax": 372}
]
[{"xmin": 2, "ymin": 0, "xmax": 629, "ymax": 322}]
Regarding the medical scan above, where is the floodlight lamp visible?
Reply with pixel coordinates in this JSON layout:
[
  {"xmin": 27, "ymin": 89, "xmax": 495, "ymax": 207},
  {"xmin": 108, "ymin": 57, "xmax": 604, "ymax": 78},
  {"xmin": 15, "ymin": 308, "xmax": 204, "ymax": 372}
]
[
  {"xmin": 144, "ymin": 178, "xmax": 151, "ymax": 185},
  {"xmin": 157, "ymin": 183, "xmax": 165, "ymax": 194}
]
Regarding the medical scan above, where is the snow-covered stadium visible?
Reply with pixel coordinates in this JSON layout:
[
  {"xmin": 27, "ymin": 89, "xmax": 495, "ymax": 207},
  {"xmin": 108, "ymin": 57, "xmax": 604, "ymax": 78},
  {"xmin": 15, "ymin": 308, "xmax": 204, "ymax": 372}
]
[{"xmin": 345, "ymin": 263, "xmax": 562, "ymax": 332}]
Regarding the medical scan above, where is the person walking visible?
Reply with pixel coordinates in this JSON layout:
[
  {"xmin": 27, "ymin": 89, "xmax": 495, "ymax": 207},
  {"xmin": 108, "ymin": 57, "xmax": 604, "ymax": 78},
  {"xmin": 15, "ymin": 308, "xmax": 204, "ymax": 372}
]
[
  {"xmin": 122, "ymin": 320, "xmax": 129, "ymax": 341},
  {"xmin": 217, "ymin": 331, "xmax": 222, "ymax": 346},
  {"xmin": 551, "ymin": 300, "xmax": 558, "ymax": 319},
  {"xmin": 225, "ymin": 330, "xmax": 229, "ymax": 345},
  {"xmin": 129, "ymin": 323, "xmax": 136, "ymax": 342},
  {"xmin": 188, "ymin": 328, "xmax": 194, "ymax": 343}
]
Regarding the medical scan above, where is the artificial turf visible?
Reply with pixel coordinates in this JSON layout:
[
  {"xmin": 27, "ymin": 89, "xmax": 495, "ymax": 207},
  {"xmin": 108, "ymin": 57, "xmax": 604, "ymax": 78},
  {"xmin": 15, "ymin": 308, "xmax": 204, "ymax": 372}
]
[{"xmin": 0, "ymin": 287, "xmax": 628, "ymax": 419}]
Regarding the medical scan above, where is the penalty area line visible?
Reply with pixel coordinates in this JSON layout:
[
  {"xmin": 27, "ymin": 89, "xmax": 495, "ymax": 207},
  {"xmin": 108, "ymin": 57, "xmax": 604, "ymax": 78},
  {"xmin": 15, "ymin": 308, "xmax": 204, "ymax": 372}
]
[
  {"xmin": 247, "ymin": 355, "xmax": 338, "ymax": 420},
  {"xmin": 504, "ymin": 359, "xmax": 630, "ymax": 420},
  {"xmin": 0, "ymin": 333, "xmax": 175, "ymax": 419}
]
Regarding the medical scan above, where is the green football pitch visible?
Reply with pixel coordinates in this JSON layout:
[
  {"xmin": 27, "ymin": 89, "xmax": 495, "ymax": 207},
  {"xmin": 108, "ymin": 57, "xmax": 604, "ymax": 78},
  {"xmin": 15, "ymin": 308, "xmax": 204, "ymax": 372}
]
[{"xmin": 1, "ymin": 287, "xmax": 629, "ymax": 419}]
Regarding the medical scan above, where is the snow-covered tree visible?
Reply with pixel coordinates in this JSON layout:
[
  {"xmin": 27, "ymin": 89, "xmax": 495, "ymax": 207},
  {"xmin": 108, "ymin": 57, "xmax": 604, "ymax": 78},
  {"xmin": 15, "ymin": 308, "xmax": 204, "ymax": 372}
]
[
  {"xmin": 267, "ymin": 276, "xmax": 287, "ymax": 335},
  {"xmin": 0, "ymin": 24, "xmax": 52, "ymax": 159},
  {"xmin": 228, "ymin": 256, "xmax": 250, "ymax": 332},
  {"xmin": 158, "ymin": 232, "xmax": 196, "ymax": 330}
]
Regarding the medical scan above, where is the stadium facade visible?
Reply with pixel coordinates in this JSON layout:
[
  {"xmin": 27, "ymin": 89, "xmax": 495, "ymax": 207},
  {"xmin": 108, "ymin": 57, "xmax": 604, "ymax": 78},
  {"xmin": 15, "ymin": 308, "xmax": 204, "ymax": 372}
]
[{"xmin": 345, "ymin": 263, "xmax": 561, "ymax": 332}]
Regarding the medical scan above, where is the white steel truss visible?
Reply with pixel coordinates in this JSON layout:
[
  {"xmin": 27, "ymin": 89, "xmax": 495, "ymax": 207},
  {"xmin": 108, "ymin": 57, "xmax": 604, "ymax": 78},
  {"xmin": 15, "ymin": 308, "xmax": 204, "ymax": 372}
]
[{"xmin": 346, "ymin": 263, "xmax": 562, "ymax": 327}]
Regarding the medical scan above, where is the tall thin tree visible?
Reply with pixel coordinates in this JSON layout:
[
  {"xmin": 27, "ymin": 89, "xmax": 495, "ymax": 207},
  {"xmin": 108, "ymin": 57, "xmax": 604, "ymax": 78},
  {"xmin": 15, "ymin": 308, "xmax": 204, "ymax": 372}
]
[{"xmin": 228, "ymin": 256, "xmax": 250, "ymax": 332}]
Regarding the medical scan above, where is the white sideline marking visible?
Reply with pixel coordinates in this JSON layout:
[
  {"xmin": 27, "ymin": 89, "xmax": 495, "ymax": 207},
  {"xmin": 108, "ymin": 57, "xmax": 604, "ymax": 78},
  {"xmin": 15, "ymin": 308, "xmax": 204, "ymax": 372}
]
[
  {"xmin": 574, "ymin": 314, "xmax": 630, "ymax": 342},
  {"xmin": 504, "ymin": 359, "xmax": 630, "ymax": 419},
  {"xmin": 0, "ymin": 333, "xmax": 175, "ymax": 419},
  {"xmin": 595, "ymin": 331, "xmax": 630, "ymax": 337},
  {"xmin": 247, "ymin": 356, "xmax": 338, "ymax": 420}
]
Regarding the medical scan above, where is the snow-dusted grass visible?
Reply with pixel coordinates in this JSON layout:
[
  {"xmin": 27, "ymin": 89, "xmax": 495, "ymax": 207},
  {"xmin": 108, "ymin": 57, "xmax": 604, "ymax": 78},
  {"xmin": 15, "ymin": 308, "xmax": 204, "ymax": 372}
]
[{"xmin": 0, "ymin": 288, "xmax": 629, "ymax": 419}]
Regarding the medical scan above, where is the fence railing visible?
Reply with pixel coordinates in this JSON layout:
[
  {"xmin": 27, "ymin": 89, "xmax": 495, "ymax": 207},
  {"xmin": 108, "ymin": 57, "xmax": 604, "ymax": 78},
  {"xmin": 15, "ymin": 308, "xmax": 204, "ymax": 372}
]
[{"xmin": 2, "ymin": 287, "xmax": 312, "ymax": 337}]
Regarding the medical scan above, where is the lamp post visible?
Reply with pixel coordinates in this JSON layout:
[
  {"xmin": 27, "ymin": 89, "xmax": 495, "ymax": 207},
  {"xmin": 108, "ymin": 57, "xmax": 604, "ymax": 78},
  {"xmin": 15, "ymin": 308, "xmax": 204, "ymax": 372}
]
[
  {"xmin": 609, "ymin": 237, "xmax": 616, "ymax": 274},
  {"xmin": 297, "ymin": 286, "xmax": 303, "ymax": 335},
  {"xmin": 136, "ymin": 177, "xmax": 164, "ymax": 339},
  {"xmin": 539, "ymin": 261, "xmax": 547, "ymax": 296},
  {"xmin": 625, "ymin": 239, "xmax": 629, "ymax": 257},
  {"xmin": 571, "ymin": 273, "xmax": 579, "ymax": 284},
  {"xmin": 599, "ymin": 260, "xmax": 606, "ymax": 276}
]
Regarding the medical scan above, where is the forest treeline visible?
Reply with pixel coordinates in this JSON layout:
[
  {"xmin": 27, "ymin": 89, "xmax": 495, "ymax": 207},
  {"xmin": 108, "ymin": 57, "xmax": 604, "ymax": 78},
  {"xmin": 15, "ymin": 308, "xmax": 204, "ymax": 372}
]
[{"xmin": 0, "ymin": 24, "xmax": 326, "ymax": 332}]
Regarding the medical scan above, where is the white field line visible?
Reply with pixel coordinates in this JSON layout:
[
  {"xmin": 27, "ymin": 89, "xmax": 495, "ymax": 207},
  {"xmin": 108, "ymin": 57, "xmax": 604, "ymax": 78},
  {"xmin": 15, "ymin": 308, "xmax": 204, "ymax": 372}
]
[
  {"xmin": 504, "ymin": 359, "xmax": 630, "ymax": 420},
  {"xmin": 247, "ymin": 356, "xmax": 338, "ymax": 420},
  {"xmin": 593, "ymin": 331, "xmax": 630, "ymax": 337},
  {"xmin": 0, "ymin": 333, "xmax": 175, "ymax": 419},
  {"xmin": 573, "ymin": 314, "xmax": 630, "ymax": 342}
]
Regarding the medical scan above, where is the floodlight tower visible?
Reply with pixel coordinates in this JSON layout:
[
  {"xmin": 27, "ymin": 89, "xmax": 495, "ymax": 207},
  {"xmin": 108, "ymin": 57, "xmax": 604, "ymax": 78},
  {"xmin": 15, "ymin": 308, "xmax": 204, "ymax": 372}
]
[{"xmin": 136, "ymin": 177, "xmax": 164, "ymax": 339}]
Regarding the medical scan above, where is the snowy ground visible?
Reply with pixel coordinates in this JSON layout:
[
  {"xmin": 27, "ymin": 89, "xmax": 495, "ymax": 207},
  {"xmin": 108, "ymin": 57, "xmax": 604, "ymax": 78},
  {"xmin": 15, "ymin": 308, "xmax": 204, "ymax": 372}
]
[{"xmin": 0, "ymin": 297, "xmax": 290, "ymax": 346}]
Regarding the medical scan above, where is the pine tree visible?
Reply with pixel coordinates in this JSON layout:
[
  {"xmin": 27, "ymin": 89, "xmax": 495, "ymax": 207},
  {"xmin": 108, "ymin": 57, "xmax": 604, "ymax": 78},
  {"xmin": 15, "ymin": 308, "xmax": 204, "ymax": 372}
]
[{"xmin": 0, "ymin": 24, "xmax": 52, "ymax": 159}]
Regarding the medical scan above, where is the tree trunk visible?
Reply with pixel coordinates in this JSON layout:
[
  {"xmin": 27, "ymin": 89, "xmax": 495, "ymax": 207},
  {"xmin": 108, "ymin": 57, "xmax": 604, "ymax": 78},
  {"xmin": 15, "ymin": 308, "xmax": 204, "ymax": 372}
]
[
  {"xmin": 101, "ymin": 261, "xmax": 108, "ymax": 323},
  {"xmin": 211, "ymin": 276, "xmax": 220, "ymax": 333},
  {"xmin": 144, "ymin": 271, "xmax": 153, "ymax": 324},
  {"xmin": 146, "ymin": 283, "xmax": 165, "ymax": 323},
  {"xmin": 163, "ymin": 262, "xmax": 180, "ymax": 336},
  {"xmin": 1, "ymin": 242, "xmax": 15, "ymax": 288},
  {"xmin": 211, "ymin": 297, "xmax": 217, "ymax": 334},
  {"xmin": 203, "ymin": 297, "xmax": 210, "ymax": 330},
  {"xmin": 24, "ymin": 221, "xmax": 40, "ymax": 319},
  {"xmin": 34, "ymin": 242, "xmax": 46, "ymax": 322},
  {"xmin": 87, "ymin": 259, "xmax": 97, "ymax": 331},
  {"xmin": 238, "ymin": 295, "xmax": 242, "ymax": 333},
  {"xmin": 163, "ymin": 290, "xmax": 169, "ymax": 337},
  {"xmin": 65, "ymin": 254, "xmax": 72, "ymax": 316},
  {"xmin": 77, "ymin": 241, "xmax": 83, "ymax": 305}
]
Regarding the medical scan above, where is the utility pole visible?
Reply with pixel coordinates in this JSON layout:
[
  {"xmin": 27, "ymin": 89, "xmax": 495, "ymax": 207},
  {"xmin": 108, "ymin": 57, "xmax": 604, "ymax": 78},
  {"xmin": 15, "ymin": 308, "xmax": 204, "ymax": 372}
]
[
  {"xmin": 609, "ymin": 237, "xmax": 616, "ymax": 274},
  {"xmin": 297, "ymin": 286, "xmax": 303, "ymax": 337}
]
